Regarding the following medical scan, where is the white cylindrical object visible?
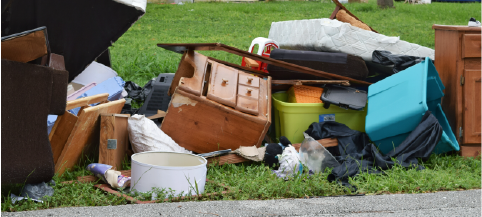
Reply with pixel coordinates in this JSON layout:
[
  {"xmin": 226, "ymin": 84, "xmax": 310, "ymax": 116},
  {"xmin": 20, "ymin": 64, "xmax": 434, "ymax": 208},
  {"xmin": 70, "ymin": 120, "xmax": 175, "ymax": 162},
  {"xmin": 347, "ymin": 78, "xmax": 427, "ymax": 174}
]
[{"xmin": 130, "ymin": 152, "xmax": 207, "ymax": 196}]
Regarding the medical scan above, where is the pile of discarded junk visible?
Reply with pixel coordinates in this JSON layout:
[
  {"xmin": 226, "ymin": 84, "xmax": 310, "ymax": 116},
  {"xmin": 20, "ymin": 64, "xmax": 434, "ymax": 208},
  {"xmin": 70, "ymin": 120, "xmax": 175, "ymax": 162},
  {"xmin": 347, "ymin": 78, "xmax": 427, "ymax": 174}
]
[{"xmin": 2, "ymin": 0, "xmax": 480, "ymax": 203}]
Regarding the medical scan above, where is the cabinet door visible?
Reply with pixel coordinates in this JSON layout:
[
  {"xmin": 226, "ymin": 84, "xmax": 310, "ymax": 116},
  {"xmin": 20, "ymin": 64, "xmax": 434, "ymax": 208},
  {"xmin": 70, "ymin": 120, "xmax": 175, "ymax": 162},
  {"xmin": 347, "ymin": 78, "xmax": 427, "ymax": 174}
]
[{"xmin": 463, "ymin": 69, "xmax": 481, "ymax": 144}]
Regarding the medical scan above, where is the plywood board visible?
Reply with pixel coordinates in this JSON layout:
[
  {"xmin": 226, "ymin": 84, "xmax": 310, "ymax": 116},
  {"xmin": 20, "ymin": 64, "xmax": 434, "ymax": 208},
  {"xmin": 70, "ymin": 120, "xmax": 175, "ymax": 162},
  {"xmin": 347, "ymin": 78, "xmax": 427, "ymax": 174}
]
[
  {"xmin": 99, "ymin": 114, "xmax": 130, "ymax": 170},
  {"xmin": 49, "ymin": 111, "xmax": 78, "ymax": 164},
  {"xmin": 56, "ymin": 99, "xmax": 126, "ymax": 175}
]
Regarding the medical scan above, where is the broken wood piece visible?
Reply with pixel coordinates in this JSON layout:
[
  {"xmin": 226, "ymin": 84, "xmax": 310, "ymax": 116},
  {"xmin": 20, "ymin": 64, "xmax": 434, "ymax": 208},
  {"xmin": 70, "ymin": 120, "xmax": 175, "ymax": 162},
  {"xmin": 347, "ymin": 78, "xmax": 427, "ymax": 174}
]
[
  {"xmin": 147, "ymin": 110, "xmax": 166, "ymax": 119},
  {"xmin": 244, "ymin": 57, "xmax": 259, "ymax": 68},
  {"xmin": 329, "ymin": 0, "xmax": 378, "ymax": 33},
  {"xmin": 49, "ymin": 111, "xmax": 78, "ymax": 164},
  {"xmin": 55, "ymin": 99, "xmax": 126, "ymax": 176},
  {"xmin": 99, "ymin": 114, "xmax": 131, "ymax": 170},
  {"xmin": 271, "ymin": 80, "xmax": 350, "ymax": 86},
  {"xmin": 66, "ymin": 93, "xmax": 109, "ymax": 110}
]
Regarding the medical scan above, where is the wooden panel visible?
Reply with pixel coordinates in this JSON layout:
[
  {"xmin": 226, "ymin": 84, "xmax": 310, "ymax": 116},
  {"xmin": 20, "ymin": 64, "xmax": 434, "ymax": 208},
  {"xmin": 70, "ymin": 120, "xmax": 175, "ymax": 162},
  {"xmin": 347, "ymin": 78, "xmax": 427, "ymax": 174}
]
[
  {"xmin": 161, "ymin": 89, "xmax": 267, "ymax": 154},
  {"xmin": 99, "ymin": 114, "xmax": 130, "ymax": 170},
  {"xmin": 176, "ymin": 51, "xmax": 208, "ymax": 96},
  {"xmin": 434, "ymin": 29, "xmax": 461, "ymax": 138},
  {"xmin": 49, "ymin": 111, "xmax": 78, "ymax": 164},
  {"xmin": 207, "ymin": 62, "xmax": 238, "ymax": 108},
  {"xmin": 460, "ymin": 145, "xmax": 481, "ymax": 157},
  {"xmin": 463, "ymin": 69, "xmax": 481, "ymax": 144},
  {"xmin": 239, "ymin": 73, "xmax": 259, "ymax": 87},
  {"xmin": 55, "ymin": 99, "xmax": 126, "ymax": 176},
  {"xmin": 462, "ymin": 34, "xmax": 481, "ymax": 58}
]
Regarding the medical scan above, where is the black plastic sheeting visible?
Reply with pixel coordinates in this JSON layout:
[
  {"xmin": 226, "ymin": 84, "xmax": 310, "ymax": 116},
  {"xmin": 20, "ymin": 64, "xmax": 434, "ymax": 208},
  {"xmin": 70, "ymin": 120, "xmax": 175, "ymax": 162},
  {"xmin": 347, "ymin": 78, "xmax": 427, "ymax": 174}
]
[
  {"xmin": 372, "ymin": 50, "xmax": 426, "ymax": 75},
  {"xmin": 121, "ymin": 80, "xmax": 154, "ymax": 115},
  {"xmin": 305, "ymin": 111, "xmax": 442, "ymax": 190}
]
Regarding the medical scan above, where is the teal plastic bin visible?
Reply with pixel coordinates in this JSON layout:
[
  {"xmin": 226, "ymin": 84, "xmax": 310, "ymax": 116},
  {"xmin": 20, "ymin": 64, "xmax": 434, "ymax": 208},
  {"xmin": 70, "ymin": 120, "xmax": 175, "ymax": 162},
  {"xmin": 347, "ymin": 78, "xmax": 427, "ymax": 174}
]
[{"xmin": 365, "ymin": 58, "xmax": 459, "ymax": 154}]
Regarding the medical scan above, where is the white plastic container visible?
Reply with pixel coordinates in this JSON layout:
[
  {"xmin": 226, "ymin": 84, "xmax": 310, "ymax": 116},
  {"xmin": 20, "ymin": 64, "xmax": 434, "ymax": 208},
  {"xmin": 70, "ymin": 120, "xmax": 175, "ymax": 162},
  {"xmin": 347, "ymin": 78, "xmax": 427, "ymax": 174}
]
[{"xmin": 130, "ymin": 151, "xmax": 207, "ymax": 196}]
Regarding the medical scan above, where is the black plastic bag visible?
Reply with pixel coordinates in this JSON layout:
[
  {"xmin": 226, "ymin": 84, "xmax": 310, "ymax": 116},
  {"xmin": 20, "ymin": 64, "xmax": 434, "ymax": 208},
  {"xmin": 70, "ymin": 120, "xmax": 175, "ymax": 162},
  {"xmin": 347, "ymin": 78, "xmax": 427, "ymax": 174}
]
[
  {"xmin": 372, "ymin": 50, "xmax": 427, "ymax": 75},
  {"xmin": 305, "ymin": 111, "xmax": 442, "ymax": 190},
  {"xmin": 124, "ymin": 80, "xmax": 154, "ymax": 102}
]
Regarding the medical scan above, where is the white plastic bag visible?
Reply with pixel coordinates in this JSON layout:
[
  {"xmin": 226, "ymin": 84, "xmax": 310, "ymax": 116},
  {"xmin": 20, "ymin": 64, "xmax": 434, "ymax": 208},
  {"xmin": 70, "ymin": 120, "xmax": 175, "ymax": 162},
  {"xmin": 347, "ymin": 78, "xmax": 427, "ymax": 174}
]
[
  {"xmin": 127, "ymin": 114, "xmax": 191, "ymax": 154},
  {"xmin": 273, "ymin": 146, "xmax": 302, "ymax": 178}
]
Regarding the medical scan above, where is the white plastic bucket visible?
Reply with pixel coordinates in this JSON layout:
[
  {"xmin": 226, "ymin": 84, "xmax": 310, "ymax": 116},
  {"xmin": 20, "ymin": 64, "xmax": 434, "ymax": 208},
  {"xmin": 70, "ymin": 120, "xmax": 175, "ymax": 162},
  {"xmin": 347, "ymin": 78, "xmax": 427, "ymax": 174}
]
[{"xmin": 130, "ymin": 151, "xmax": 207, "ymax": 196}]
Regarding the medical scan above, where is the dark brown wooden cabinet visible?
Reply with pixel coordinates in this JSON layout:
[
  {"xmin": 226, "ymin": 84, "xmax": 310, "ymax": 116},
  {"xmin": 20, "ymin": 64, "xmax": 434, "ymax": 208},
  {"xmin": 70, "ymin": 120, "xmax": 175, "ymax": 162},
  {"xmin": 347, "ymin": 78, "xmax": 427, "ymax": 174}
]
[{"xmin": 433, "ymin": 25, "xmax": 481, "ymax": 157}]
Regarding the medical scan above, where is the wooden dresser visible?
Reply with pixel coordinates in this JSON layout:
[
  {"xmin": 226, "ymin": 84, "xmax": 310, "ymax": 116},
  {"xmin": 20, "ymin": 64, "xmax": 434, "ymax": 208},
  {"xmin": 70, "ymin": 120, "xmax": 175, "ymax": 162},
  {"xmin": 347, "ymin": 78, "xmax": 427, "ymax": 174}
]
[{"xmin": 432, "ymin": 25, "xmax": 481, "ymax": 157}]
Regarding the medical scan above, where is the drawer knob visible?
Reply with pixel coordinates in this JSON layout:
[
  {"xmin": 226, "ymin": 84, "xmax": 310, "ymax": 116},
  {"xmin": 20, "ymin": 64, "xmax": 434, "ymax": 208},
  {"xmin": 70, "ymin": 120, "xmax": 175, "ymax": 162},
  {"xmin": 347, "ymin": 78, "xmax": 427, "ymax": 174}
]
[
  {"xmin": 247, "ymin": 77, "xmax": 253, "ymax": 83},
  {"xmin": 222, "ymin": 78, "xmax": 228, "ymax": 84},
  {"xmin": 247, "ymin": 88, "xmax": 253, "ymax": 94}
]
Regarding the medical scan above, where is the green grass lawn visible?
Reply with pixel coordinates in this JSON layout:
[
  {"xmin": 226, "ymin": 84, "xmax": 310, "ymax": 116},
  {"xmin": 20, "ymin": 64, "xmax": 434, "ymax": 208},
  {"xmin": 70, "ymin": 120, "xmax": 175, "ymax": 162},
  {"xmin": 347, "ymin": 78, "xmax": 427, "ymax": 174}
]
[{"xmin": 2, "ymin": 1, "xmax": 481, "ymax": 212}]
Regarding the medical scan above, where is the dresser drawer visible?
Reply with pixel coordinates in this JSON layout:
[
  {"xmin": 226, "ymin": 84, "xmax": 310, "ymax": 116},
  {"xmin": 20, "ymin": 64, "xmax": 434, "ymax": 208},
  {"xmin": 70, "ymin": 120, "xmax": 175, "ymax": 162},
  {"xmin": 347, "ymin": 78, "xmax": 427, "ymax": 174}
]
[
  {"xmin": 236, "ymin": 95, "xmax": 259, "ymax": 116},
  {"xmin": 463, "ymin": 34, "xmax": 481, "ymax": 58},
  {"xmin": 237, "ymin": 85, "xmax": 259, "ymax": 99},
  {"xmin": 207, "ymin": 62, "xmax": 238, "ymax": 108},
  {"xmin": 239, "ymin": 73, "xmax": 259, "ymax": 87}
]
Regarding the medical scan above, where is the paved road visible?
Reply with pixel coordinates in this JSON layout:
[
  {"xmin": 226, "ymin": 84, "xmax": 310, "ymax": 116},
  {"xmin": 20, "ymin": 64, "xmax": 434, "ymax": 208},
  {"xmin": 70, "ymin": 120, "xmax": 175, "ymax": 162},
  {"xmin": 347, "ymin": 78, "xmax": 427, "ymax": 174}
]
[{"xmin": 3, "ymin": 190, "xmax": 480, "ymax": 217}]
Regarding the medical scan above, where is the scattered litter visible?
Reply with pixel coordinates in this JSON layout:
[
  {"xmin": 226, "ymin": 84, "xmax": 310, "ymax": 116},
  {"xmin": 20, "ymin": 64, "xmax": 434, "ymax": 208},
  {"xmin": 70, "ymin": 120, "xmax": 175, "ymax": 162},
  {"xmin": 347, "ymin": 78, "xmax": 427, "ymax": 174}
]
[
  {"xmin": 11, "ymin": 181, "xmax": 55, "ymax": 204},
  {"xmin": 86, "ymin": 163, "xmax": 131, "ymax": 189},
  {"xmin": 299, "ymin": 134, "xmax": 340, "ymax": 174},
  {"xmin": 272, "ymin": 146, "xmax": 302, "ymax": 179},
  {"xmin": 232, "ymin": 146, "xmax": 266, "ymax": 162}
]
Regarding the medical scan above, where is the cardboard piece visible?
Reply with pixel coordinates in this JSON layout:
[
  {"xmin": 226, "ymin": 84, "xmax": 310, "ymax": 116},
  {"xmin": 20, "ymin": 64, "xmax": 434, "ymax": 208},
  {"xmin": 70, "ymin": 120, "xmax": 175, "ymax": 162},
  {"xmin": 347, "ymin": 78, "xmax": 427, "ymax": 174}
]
[{"xmin": 99, "ymin": 114, "xmax": 131, "ymax": 170}]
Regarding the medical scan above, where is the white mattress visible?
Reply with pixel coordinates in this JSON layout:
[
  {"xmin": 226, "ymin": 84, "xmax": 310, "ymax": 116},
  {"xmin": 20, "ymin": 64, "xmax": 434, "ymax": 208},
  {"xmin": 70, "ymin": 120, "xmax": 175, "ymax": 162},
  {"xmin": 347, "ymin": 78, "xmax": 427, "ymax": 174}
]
[{"xmin": 268, "ymin": 18, "xmax": 434, "ymax": 61}]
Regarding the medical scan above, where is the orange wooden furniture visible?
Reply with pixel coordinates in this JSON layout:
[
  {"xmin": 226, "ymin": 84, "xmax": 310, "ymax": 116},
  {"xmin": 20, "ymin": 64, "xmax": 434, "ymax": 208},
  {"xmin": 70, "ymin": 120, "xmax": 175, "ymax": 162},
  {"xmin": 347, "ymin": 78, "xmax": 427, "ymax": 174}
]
[{"xmin": 433, "ymin": 25, "xmax": 481, "ymax": 157}]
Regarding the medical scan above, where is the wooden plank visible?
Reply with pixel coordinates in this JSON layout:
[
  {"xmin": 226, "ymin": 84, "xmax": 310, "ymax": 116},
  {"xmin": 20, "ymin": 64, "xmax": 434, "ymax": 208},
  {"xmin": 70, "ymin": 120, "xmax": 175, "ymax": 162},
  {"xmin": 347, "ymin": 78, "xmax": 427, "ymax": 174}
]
[
  {"xmin": 99, "ymin": 114, "xmax": 130, "ymax": 170},
  {"xmin": 49, "ymin": 111, "xmax": 78, "ymax": 164},
  {"xmin": 147, "ymin": 110, "xmax": 166, "ymax": 119},
  {"xmin": 157, "ymin": 44, "xmax": 372, "ymax": 86},
  {"xmin": 434, "ymin": 29, "xmax": 460, "ymax": 140},
  {"xmin": 272, "ymin": 80, "xmax": 350, "ymax": 86},
  {"xmin": 66, "ymin": 93, "xmax": 109, "ymax": 110},
  {"xmin": 56, "ymin": 99, "xmax": 126, "ymax": 176}
]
